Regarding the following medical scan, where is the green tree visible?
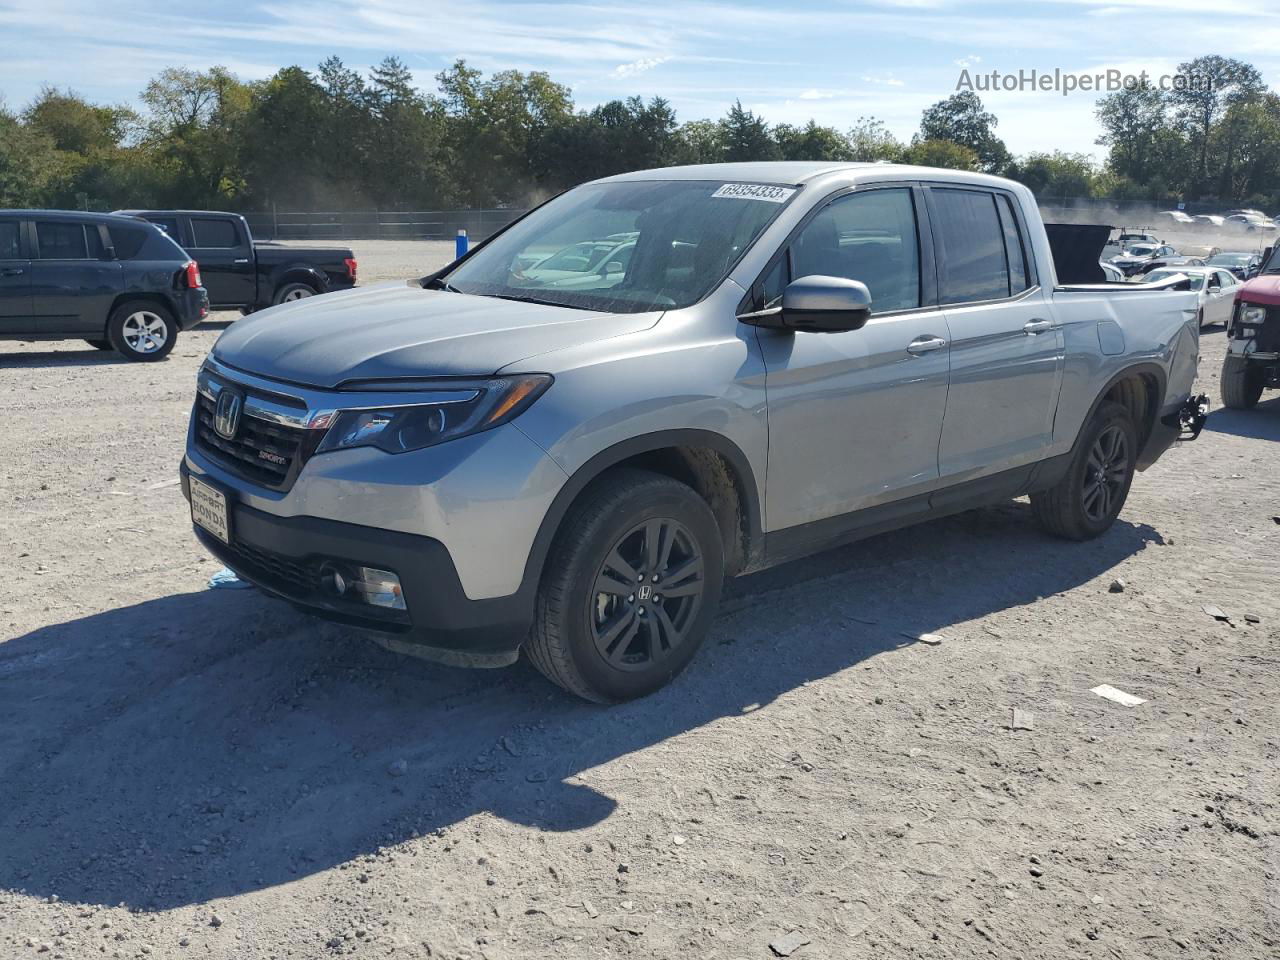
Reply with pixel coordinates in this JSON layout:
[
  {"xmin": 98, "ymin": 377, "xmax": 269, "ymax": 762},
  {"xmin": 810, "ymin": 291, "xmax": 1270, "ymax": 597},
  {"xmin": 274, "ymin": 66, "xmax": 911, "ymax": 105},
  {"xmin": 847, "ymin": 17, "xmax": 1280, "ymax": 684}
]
[
  {"xmin": 1169, "ymin": 55, "xmax": 1264, "ymax": 196},
  {"xmin": 140, "ymin": 66, "xmax": 250, "ymax": 205},
  {"xmin": 917, "ymin": 91, "xmax": 1009, "ymax": 173},
  {"xmin": 673, "ymin": 119, "xmax": 725, "ymax": 164},
  {"xmin": 902, "ymin": 138, "xmax": 979, "ymax": 170},
  {"xmin": 846, "ymin": 116, "xmax": 903, "ymax": 162},
  {"xmin": 240, "ymin": 67, "xmax": 330, "ymax": 207},
  {"xmin": 773, "ymin": 121, "xmax": 852, "ymax": 161},
  {"xmin": 1008, "ymin": 151, "xmax": 1099, "ymax": 198},
  {"xmin": 1095, "ymin": 82, "xmax": 1169, "ymax": 186},
  {"xmin": 719, "ymin": 101, "xmax": 778, "ymax": 162}
]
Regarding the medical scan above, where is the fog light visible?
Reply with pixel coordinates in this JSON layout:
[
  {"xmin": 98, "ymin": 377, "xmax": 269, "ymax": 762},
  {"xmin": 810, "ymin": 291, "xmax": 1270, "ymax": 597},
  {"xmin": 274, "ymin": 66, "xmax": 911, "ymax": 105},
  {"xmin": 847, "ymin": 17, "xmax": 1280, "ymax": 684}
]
[{"xmin": 351, "ymin": 566, "xmax": 406, "ymax": 610}]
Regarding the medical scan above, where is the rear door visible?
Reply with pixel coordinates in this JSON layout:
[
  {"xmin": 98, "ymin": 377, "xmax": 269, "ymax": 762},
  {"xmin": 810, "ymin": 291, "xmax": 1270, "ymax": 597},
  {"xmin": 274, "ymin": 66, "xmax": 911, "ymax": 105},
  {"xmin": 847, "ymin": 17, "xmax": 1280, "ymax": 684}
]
[
  {"xmin": 929, "ymin": 186, "xmax": 1064, "ymax": 487},
  {"xmin": 188, "ymin": 215, "xmax": 255, "ymax": 307},
  {"xmin": 29, "ymin": 221, "xmax": 123, "ymax": 333},
  {"xmin": 0, "ymin": 217, "xmax": 34, "ymax": 333}
]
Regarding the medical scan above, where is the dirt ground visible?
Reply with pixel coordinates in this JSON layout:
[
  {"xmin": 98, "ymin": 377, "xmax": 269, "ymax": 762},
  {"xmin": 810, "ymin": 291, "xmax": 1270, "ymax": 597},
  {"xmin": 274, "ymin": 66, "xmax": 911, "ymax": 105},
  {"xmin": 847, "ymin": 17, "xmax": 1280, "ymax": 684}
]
[{"xmin": 2, "ymin": 240, "xmax": 1278, "ymax": 960}]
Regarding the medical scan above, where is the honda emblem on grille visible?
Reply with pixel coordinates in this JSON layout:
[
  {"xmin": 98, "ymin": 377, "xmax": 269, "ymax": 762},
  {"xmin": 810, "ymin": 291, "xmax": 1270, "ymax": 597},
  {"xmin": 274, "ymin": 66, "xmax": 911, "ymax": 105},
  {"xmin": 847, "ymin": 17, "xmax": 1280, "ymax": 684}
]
[{"xmin": 214, "ymin": 389, "xmax": 243, "ymax": 440}]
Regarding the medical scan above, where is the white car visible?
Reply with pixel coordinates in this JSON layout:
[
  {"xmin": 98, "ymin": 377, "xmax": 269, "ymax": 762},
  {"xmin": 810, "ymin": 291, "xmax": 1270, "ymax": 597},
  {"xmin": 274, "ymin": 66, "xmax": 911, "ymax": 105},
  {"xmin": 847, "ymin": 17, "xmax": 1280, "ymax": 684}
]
[
  {"xmin": 1193, "ymin": 215, "xmax": 1225, "ymax": 228},
  {"xmin": 1223, "ymin": 214, "xmax": 1277, "ymax": 235},
  {"xmin": 1139, "ymin": 265, "xmax": 1240, "ymax": 327}
]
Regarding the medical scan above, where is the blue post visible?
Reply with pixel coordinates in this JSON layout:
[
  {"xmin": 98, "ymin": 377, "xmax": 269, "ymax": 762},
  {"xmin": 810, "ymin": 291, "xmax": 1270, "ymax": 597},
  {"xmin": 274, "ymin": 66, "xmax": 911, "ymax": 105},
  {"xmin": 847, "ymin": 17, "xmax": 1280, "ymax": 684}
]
[{"xmin": 455, "ymin": 228, "xmax": 469, "ymax": 259}]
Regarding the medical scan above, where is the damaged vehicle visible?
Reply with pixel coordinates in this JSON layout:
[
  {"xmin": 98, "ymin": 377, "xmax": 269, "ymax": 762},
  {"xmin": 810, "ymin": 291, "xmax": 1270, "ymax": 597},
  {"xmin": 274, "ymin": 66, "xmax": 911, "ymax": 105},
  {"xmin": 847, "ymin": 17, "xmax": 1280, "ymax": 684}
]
[
  {"xmin": 181, "ymin": 162, "xmax": 1204, "ymax": 702},
  {"xmin": 1221, "ymin": 248, "xmax": 1280, "ymax": 409}
]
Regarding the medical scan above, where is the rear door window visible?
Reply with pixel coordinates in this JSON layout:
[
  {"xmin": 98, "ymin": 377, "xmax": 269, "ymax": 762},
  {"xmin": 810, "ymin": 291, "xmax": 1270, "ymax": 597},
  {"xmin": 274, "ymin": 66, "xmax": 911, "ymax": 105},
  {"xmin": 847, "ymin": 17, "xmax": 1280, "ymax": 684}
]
[
  {"xmin": 931, "ymin": 189, "xmax": 1011, "ymax": 304},
  {"xmin": 996, "ymin": 194, "xmax": 1031, "ymax": 293},
  {"xmin": 0, "ymin": 220, "xmax": 20, "ymax": 259},
  {"xmin": 191, "ymin": 218, "xmax": 241, "ymax": 248},
  {"xmin": 149, "ymin": 217, "xmax": 181, "ymax": 241},
  {"xmin": 35, "ymin": 222, "xmax": 91, "ymax": 259}
]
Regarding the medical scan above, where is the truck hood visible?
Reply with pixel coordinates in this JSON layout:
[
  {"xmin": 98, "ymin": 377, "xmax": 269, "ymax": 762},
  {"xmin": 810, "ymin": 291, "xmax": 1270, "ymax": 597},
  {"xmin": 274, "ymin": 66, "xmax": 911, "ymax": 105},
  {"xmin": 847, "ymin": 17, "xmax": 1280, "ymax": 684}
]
[
  {"xmin": 1238, "ymin": 272, "xmax": 1280, "ymax": 307},
  {"xmin": 211, "ymin": 281, "xmax": 660, "ymax": 388}
]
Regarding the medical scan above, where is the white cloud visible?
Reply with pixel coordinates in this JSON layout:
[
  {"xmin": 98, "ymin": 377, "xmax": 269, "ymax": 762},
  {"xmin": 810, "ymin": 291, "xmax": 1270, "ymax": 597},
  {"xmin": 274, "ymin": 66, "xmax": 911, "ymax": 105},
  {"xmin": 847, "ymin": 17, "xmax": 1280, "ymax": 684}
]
[
  {"xmin": 862, "ymin": 74, "xmax": 905, "ymax": 87},
  {"xmin": 613, "ymin": 55, "xmax": 671, "ymax": 78},
  {"xmin": 797, "ymin": 88, "xmax": 834, "ymax": 100},
  {"xmin": 954, "ymin": 54, "xmax": 982, "ymax": 69}
]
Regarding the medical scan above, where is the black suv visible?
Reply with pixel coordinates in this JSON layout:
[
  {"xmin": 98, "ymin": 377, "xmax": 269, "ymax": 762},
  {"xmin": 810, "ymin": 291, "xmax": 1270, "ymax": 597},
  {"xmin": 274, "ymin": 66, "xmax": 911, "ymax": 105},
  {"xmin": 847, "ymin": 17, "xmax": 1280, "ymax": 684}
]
[{"xmin": 0, "ymin": 210, "xmax": 209, "ymax": 361}]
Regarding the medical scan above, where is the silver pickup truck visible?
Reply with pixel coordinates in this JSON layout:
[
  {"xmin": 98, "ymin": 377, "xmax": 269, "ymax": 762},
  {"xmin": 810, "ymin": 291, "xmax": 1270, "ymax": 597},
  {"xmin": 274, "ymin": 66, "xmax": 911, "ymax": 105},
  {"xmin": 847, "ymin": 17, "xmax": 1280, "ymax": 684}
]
[{"xmin": 181, "ymin": 162, "xmax": 1205, "ymax": 702}]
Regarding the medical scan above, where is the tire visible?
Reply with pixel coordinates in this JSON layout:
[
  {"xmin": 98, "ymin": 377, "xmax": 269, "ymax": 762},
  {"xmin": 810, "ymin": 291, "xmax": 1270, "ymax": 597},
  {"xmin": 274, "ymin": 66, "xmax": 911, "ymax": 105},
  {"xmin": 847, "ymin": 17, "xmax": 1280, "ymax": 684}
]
[
  {"xmin": 106, "ymin": 301, "xmax": 177, "ymax": 362},
  {"xmin": 1220, "ymin": 353, "xmax": 1263, "ymax": 410},
  {"xmin": 1031, "ymin": 401, "xmax": 1138, "ymax": 541},
  {"xmin": 526, "ymin": 468, "xmax": 724, "ymax": 703},
  {"xmin": 84, "ymin": 339, "xmax": 111, "ymax": 350},
  {"xmin": 273, "ymin": 282, "xmax": 318, "ymax": 305}
]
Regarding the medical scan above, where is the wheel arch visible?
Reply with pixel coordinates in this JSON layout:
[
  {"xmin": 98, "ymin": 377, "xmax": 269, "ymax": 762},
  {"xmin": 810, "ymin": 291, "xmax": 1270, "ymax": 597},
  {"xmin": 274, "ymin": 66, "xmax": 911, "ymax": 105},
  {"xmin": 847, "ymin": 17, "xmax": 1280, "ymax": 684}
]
[
  {"xmin": 1077, "ymin": 362, "xmax": 1167, "ymax": 463},
  {"xmin": 271, "ymin": 266, "xmax": 328, "ymax": 297},
  {"xmin": 522, "ymin": 430, "xmax": 764, "ymax": 594}
]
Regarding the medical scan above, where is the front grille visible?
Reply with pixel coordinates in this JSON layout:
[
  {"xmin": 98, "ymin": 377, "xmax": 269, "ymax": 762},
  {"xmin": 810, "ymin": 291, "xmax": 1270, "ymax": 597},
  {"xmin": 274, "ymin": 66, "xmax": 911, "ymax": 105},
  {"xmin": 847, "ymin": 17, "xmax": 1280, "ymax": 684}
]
[
  {"xmin": 194, "ymin": 393, "xmax": 314, "ymax": 489},
  {"xmin": 220, "ymin": 537, "xmax": 315, "ymax": 596}
]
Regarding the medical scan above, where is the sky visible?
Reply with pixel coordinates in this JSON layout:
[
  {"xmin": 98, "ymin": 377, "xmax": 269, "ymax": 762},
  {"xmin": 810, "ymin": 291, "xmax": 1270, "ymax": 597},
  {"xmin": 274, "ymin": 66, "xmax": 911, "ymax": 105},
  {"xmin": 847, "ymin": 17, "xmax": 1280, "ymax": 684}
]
[{"xmin": 2, "ymin": 0, "xmax": 1279, "ymax": 160}]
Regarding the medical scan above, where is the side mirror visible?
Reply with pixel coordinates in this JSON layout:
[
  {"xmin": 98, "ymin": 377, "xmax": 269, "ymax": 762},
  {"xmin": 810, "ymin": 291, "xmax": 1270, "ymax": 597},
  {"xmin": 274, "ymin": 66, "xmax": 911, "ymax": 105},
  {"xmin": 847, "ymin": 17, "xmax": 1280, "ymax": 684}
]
[
  {"xmin": 780, "ymin": 275, "xmax": 872, "ymax": 332},
  {"xmin": 603, "ymin": 260, "xmax": 624, "ymax": 275}
]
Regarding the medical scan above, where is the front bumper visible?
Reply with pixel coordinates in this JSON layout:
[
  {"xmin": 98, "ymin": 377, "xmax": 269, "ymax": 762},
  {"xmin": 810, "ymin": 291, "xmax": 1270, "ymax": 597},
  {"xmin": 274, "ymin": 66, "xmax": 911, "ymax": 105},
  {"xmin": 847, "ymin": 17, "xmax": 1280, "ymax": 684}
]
[{"xmin": 181, "ymin": 463, "xmax": 533, "ymax": 667}]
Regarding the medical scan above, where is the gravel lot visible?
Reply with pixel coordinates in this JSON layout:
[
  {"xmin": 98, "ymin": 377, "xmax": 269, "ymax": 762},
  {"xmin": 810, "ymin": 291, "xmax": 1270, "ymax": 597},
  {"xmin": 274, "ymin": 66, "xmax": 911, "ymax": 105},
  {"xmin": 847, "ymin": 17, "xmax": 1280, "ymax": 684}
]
[{"xmin": 2, "ymin": 239, "xmax": 1278, "ymax": 959}]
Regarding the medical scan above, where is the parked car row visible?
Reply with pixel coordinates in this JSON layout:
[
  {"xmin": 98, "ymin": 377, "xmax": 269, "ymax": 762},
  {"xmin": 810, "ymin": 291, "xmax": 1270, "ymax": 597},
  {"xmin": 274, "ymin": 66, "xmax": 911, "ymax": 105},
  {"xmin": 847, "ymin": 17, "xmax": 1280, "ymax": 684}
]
[
  {"xmin": 0, "ymin": 208, "xmax": 358, "ymax": 360},
  {"xmin": 1157, "ymin": 208, "xmax": 1279, "ymax": 234}
]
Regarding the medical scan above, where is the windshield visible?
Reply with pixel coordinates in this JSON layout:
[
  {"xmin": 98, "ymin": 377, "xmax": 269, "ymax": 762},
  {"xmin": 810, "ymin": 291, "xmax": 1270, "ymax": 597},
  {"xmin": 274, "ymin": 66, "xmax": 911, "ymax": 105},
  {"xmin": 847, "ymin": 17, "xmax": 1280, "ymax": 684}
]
[
  {"xmin": 1144, "ymin": 270, "xmax": 1203, "ymax": 289},
  {"xmin": 1125, "ymin": 244, "xmax": 1157, "ymax": 256},
  {"xmin": 442, "ymin": 180, "xmax": 795, "ymax": 313}
]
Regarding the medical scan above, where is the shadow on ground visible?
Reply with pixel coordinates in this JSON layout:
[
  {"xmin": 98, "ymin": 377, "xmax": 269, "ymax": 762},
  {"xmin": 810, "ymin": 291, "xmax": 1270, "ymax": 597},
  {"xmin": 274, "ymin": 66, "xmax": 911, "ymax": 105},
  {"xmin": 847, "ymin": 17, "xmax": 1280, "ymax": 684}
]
[
  {"xmin": 1204, "ymin": 396, "xmax": 1280, "ymax": 441},
  {"xmin": 0, "ymin": 502, "xmax": 1163, "ymax": 910}
]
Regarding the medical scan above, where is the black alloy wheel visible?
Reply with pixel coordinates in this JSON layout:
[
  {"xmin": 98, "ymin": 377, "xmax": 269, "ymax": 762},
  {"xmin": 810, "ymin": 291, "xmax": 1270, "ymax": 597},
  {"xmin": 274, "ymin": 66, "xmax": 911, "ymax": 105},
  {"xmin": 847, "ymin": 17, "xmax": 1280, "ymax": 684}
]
[{"xmin": 589, "ymin": 518, "xmax": 705, "ymax": 671}]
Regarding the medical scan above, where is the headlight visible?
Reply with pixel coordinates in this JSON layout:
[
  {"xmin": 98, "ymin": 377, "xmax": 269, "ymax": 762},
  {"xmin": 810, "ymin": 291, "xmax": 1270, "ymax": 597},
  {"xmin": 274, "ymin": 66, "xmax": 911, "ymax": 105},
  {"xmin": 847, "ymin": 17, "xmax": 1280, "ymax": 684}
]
[
  {"xmin": 1237, "ymin": 304, "xmax": 1268, "ymax": 326},
  {"xmin": 316, "ymin": 374, "xmax": 552, "ymax": 454}
]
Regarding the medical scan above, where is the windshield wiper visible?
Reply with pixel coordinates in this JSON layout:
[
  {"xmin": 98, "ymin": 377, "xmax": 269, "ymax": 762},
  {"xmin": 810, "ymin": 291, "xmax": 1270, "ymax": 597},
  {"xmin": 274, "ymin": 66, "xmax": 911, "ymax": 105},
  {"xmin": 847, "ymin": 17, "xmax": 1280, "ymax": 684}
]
[
  {"xmin": 423, "ymin": 276, "xmax": 462, "ymax": 292},
  {"xmin": 483, "ymin": 293, "xmax": 593, "ymax": 311}
]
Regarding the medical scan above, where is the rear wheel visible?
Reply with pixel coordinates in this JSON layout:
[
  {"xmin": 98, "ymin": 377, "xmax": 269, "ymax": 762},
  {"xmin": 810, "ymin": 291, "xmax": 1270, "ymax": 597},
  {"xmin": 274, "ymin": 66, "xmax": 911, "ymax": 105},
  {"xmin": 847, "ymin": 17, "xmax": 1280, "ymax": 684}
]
[
  {"xmin": 273, "ymin": 282, "xmax": 317, "ymax": 305},
  {"xmin": 1031, "ymin": 401, "xmax": 1138, "ymax": 541},
  {"xmin": 106, "ymin": 301, "xmax": 177, "ymax": 361},
  {"xmin": 527, "ymin": 469, "xmax": 724, "ymax": 703},
  {"xmin": 1221, "ymin": 353, "xmax": 1263, "ymax": 409}
]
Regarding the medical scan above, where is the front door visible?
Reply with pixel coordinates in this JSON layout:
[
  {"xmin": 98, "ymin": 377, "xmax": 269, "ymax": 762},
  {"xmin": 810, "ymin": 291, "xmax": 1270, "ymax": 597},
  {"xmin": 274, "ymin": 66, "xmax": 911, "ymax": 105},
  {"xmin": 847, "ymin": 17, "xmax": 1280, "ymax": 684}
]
[
  {"xmin": 188, "ymin": 216, "xmax": 256, "ymax": 307},
  {"xmin": 927, "ymin": 187, "xmax": 1064, "ymax": 485},
  {"xmin": 0, "ymin": 218, "xmax": 33, "ymax": 334},
  {"xmin": 756, "ymin": 185, "xmax": 950, "ymax": 533},
  {"xmin": 29, "ymin": 221, "xmax": 123, "ymax": 333}
]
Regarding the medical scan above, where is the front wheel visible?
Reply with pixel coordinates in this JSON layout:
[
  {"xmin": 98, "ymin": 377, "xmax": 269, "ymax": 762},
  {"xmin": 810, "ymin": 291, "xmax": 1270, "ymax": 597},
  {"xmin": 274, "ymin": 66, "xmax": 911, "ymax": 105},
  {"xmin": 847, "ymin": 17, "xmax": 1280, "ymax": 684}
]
[
  {"xmin": 526, "ymin": 469, "xmax": 724, "ymax": 703},
  {"xmin": 1221, "ymin": 353, "xmax": 1263, "ymax": 409},
  {"xmin": 106, "ymin": 301, "xmax": 177, "ymax": 361},
  {"xmin": 1031, "ymin": 401, "xmax": 1138, "ymax": 541}
]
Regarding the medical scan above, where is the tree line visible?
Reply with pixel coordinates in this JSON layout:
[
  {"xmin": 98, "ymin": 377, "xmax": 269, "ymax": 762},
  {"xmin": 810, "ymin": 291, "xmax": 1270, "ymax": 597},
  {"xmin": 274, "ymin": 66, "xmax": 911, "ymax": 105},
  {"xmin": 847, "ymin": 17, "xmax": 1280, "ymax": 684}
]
[{"xmin": 1, "ymin": 53, "xmax": 1277, "ymax": 213}]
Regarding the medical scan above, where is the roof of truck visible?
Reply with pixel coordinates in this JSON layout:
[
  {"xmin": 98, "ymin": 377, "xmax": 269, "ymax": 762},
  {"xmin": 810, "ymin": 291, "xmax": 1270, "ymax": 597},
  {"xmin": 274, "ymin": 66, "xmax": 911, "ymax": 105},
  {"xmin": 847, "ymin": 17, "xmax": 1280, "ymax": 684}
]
[{"xmin": 599, "ymin": 162, "xmax": 1019, "ymax": 189}]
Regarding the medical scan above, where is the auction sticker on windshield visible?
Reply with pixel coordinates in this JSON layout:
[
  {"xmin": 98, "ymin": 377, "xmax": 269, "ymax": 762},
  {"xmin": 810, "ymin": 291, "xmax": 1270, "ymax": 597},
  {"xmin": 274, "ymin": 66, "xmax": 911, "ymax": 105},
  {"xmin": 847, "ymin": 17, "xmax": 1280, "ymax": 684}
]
[
  {"xmin": 190, "ymin": 474, "xmax": 230, "ymax": 544},
  {"xmin": 711, "ymin": 183, "xmax": 796, "ymax": 203}
]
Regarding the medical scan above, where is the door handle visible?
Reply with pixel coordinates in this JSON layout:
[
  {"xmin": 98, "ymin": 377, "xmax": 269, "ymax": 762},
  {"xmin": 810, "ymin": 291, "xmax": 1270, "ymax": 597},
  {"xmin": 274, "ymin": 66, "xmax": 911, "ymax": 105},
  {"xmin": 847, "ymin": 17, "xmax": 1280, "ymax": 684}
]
[
  {"xmin": 0, "ymin": 268, "xmax": 23, "ymax": 277},
  {"xmin": 906, "ymin": 335, "xmax": 947, "ymax": 355},
  {"xmin": 233, "ymin": 258, "xmax": 250, "ymax": 264},
  {"xmin": 1023, "ymin": 319, "xmax": 1055, "ymax": 335}
]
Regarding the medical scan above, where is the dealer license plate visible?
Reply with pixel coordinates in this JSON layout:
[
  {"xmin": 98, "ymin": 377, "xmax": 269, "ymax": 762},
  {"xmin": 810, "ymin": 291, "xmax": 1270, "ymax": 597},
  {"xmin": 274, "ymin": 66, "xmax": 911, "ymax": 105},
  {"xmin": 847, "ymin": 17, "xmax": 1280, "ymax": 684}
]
[{"xmin": 190, "ymin": 475, "xmax": 230, "ymax": 544}]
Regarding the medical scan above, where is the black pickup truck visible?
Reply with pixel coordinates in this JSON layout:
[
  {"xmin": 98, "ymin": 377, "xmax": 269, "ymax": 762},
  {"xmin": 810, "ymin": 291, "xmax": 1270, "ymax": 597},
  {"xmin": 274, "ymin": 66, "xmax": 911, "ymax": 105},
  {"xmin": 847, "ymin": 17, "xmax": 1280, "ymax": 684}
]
[{"xmin": 114, "ymin": 210, "xmax": 357, "ymax": 312}]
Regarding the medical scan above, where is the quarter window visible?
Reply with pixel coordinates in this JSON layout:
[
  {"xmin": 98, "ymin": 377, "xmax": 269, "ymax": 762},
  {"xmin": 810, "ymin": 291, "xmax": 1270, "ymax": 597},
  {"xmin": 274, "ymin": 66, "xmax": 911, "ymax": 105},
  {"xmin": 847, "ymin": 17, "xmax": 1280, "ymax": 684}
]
[
  {"xmin": 787, "ymin": 187, "xmax": 921, "ymax": 313},
  {"xmin": 932, "ymin": 189, "xmax": 1010, "ymax": 304},
  {"xmin": 191, "ymin": 218, "xmax": 240, "ymax": 249}
]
